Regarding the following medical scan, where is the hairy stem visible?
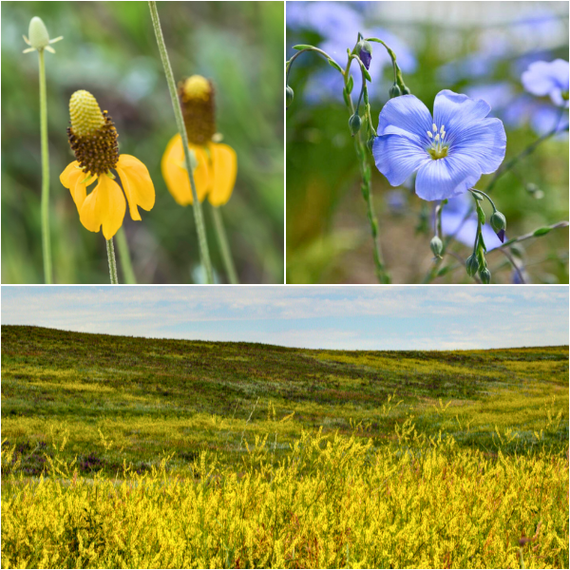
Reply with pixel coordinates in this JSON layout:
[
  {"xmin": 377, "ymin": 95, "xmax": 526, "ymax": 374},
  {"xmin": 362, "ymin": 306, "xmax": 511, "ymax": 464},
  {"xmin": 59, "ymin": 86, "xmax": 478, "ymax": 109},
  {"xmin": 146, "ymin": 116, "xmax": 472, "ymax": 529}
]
[
  {"xmin": 148, "ymin": 0, "xmax": 213, "ymax": 284},
  {"xmin": 106, "ymin": 238, "xmax": 119, "ymax": 284},
  {"xmin": 115, "ymin": 227, "xmax": 136, "ymax": 284},
  {"xmin": 211, "ymin": 205, "xmax": 239, "ymax": 284},
  {"xmin": 38, "ymin": 50, "xmax": 52, "ymax": 284}
]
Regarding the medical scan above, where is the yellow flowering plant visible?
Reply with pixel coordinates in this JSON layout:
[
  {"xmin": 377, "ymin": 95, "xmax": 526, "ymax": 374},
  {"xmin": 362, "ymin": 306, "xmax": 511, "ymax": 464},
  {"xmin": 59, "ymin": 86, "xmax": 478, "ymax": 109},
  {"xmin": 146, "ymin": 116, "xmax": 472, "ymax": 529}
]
[
  {"xmin": 161, "ymin": 75, "xmax": 239, "ymax": 283},
  {"xmin": 162, "ymin": 75, "xmax": 237, "ymax": 207},
  {"xmin": 60, "ymin": 90, "xmax": 155, "ymax": 282}
]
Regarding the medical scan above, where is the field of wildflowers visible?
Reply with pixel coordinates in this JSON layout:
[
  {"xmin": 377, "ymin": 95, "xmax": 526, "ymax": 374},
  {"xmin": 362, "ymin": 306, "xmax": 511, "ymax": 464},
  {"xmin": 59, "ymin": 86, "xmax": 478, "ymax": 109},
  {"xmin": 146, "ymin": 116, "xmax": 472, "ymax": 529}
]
[{"xmin": 1, "ymin": 325, "xmax": 568, "ymax": 568}]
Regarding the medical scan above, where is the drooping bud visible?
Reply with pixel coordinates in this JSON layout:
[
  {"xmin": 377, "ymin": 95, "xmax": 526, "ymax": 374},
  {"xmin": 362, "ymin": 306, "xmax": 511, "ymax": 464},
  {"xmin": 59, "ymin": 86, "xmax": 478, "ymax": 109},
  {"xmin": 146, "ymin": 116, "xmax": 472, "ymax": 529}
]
[
  {"xmin": 358, "ymin": 40, "xmax": 372, "ymax": 70},
  {"xmin": 389, "ymin": 84, "xmax": 402, "ymax": 98},
  {"xmin": 67, "ymin": 90, "xmax": 119, "ymax": 176},
  {"xmin": 490, "ymin": 211, "xmax": 507, "ymax": 243},
  {"xmin": 466, "ymin": 254, "xmax": 479, "ymax": 277},
  {"xmin": 430, "ymin": 236, "xmax": 443, "ymax": 258},
  {"xmin": 286, "ymin": 85, "xmax": 294, "ymax": 108},
  {"xmin": 401, "ymin": 85, "xmax": 412, "ymax": 95},
  {"xmin": 348, "ymin": 114, "xmax": 361, "ymax": 135},
  {"xmin": 479, "ymin": 267, "xmax": 491, "ymax": 284}
]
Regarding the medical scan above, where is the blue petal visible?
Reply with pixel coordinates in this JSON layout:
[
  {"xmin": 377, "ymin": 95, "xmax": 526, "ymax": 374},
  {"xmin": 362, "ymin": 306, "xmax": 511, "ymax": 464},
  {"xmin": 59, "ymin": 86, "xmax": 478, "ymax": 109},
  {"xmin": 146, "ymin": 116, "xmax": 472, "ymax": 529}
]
[
  {"xmin": 432, "ymin": 90, "xmax": 491, "ymax": 138},
  {"xmin": 373, "ymin": 134, "xmax": 429, "ymax": 187},
  {"xmin": 449, "ymin": 117, "xmax": 506, "ymax": 174},
  {"xmin": 415, "ymin": 155, "xmax": 482, "ymax": 201},
  {"xmin": 377, "ymin": 95, "xmax": 432, "ymax": 141}
]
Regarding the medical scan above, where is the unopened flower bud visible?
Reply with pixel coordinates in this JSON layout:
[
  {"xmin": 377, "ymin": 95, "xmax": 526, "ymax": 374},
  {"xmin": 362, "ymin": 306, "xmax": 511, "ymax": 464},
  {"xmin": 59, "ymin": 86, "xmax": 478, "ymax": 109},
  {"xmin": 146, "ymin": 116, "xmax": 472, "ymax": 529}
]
[
  {"xmin": 389, "ymin": 84, "xmax": 402, "ymax": 98},
  {"xmin": 466, "ymin": 254, "xmax": 479, "ymax": 277},
  {"xmin": 490, "ymin": 211, "xmax": 506, "ymax": 232},
  {"xmin": 286, "ymin": 85, "xmax": 294, "ymax": 108},
  {"xmin": 349, "ymin": 113, "xmax": 361, "ymax": 135},
  {"xmin": 401, "ymin": 85, "xmax": 412, "ymax": 95},
  {"xmin": 430, "ymin": 236, "xmax": 443, "ymax": 258},
  {"xmin": 367, "ymin": 137, "xmax": 375, "ymax": 152},
  {"xmin": 29, "ymin": 17, "xmax": 50, "ymax": 49},
  {"xmin": 358, "ymin": 40, "xmax": 372, "ymax": 70},
  {"xmin": 23, "ymin": 16, "xmax": 62, "ymax": 54},
  {"xmin": 479, "ymin": 267, "xmax": 491, "ymax": 284},
  {"xmin": 490, "ymin": 211, "xmax": 507, "ymax": 242}
]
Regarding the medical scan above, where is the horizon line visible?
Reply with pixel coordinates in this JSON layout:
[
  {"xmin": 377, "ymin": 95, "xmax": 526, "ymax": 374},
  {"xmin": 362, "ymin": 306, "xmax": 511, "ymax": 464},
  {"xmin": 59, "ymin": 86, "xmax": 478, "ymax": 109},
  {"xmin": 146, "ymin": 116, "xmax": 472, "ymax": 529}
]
[{"xmin": 3, "ymin": 324, "xmax": 568, "ymax": 353}]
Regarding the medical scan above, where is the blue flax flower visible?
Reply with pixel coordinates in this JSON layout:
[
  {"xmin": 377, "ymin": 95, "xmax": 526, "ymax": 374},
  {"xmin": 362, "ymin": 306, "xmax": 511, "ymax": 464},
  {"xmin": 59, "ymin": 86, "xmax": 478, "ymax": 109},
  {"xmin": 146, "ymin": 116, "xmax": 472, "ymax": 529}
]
[
  {"xmin": 373, "ymin": 90, "xmax": 506, "ymax": 201},
  {"xmin": 522, "ymin": 59, "xmax": 569, "ymax": 107}
]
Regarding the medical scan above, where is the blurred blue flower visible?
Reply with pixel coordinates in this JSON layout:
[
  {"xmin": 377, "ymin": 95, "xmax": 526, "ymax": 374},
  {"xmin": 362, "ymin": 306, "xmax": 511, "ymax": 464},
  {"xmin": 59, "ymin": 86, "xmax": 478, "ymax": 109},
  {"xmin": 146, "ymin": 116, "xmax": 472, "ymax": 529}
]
[
  {"xmin": 385, "ymin": 189, "xmax": 408, "ymax": 214},
  {"xmin": 373, "ymin": 90, "xmax": 507, "ymax": 201},
  {"xmin": 287, "ymin": 1, "xmax": 415, "ymax": 102},
  {"xmin": 441, "ymin": 194, "xmax": 502, "ymax": 252},
  {"xmin": 522, "ymin": 59, "xmax": 569, "ymax": 107},
  {"xmin": 463, "ymin": 83, "xmax": 516, "ymax": 116}
]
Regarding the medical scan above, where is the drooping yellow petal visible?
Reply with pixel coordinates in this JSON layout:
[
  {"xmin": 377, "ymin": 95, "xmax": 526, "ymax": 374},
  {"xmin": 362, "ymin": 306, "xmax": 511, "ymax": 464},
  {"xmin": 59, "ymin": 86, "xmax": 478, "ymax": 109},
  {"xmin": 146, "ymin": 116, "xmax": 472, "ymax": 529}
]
[
  {"xmin": 79, "ymin": 174, "xmax": 126, "ymax": 240},
  {"xmin": 60, "ymin": 161, "xmax": 95, "ymax": 211},
  {"xmin": 116, "ymin": 154, "xmax": 155, "ymax": 221},
  {"xmin": 207, "ymin": 143, "xmax": 237, "ymax": 207},
  {"xmin": 161, "ymin": 134, "xmax": 210, "ymax": 206}
]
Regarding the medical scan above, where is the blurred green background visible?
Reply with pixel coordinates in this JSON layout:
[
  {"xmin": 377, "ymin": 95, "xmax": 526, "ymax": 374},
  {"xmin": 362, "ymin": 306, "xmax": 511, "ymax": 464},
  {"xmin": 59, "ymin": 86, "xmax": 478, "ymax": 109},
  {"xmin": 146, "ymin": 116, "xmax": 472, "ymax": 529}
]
[
  {"xmin": 2, "ymin": 1, "xmax": 284, "ymax": 284},
  {"xmin": 286, "ymin": 1, "xmax": 569, "ymax": 284}
]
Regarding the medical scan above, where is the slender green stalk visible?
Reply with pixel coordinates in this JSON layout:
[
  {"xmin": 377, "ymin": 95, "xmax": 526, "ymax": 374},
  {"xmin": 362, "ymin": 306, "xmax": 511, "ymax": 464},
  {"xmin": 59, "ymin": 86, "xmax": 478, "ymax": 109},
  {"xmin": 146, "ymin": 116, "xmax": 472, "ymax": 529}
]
[
  {"xmin": 148, "ymin": 0, "xmax": 213, "ymax": 284},
  {"xmin": 38, "ymin": 50, "xmax": 52, "ymax": 284},
  {"xmin": 106, "ymin": 238, "xmax": 119, "ymax": 284},
  {"xmin": 344, "ymin": 53, "xmax": 389, "ymax": 284},
  {"xmin": 115, "ymin": 227, "xmax": 136, "ymax": 284},
  {"xmin": 211, "ymin": 205, "xmax": 238, "ymax": 284}
]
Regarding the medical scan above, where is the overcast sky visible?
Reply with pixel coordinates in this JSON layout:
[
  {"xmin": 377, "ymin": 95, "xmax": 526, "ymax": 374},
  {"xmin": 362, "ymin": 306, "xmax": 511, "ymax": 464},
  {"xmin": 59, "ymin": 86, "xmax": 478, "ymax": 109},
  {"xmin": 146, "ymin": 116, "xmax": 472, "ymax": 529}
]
[{"xmin": 1, "ymin": 286, "xmax": 567, "ymax": 350}]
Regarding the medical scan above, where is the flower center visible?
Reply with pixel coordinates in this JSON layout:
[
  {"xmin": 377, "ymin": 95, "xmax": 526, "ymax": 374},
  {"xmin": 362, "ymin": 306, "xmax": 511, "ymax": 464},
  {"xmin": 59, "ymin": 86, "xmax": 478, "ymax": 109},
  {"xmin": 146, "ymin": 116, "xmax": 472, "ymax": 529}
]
[
  {"xmin": 67, "ymin": 90, "xmax": 119, "ymax": 176},
  {"xmin": 178, "ymin": 76, "xmax": 217, "ymax": 145},
  {"xmin": 426, "ymin": 123, "xmax": 448, "ymax": 160}
]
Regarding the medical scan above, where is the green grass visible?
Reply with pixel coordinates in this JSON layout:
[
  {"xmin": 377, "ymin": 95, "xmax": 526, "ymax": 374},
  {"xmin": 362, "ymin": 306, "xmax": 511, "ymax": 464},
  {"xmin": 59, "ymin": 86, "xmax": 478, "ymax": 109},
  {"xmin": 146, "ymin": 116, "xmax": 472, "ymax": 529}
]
[{"xmin": 1, "ymin": 325, "xmax": 568, "ymax": 478}]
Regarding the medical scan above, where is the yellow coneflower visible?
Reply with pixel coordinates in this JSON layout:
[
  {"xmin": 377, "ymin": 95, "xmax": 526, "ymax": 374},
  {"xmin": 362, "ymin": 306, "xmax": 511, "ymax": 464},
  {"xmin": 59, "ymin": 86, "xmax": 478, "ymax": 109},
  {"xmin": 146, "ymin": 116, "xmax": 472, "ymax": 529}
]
[
  {"xmin": 161, "ymin": 75, "xmax": 237, "ymax": 207},
  {"xmin": 60, "ymin": 90, "xmax": 155, "ymax": 240}
]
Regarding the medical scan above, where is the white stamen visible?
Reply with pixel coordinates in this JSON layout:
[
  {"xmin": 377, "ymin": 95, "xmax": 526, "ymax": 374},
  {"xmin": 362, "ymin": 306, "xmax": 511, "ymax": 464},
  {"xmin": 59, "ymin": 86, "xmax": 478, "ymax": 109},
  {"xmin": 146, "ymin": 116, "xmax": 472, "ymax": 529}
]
[
  {"xmin": 427, "ymin": 131, "xmax": 433, "ymax": 138},
  {"xmin": 441, "ymin": 131, "xmax": 446, "ymax": 140},
  {"xmin": 440, "ymin": 125, "xmax": 445, "ymax": 134},
  {"xmin": 432, "ymin": 123, "xmax": 437, "ymax": 133},
  {"xmin": 434, "ymin": 134, "xmax": 440, "ymax": 142}
]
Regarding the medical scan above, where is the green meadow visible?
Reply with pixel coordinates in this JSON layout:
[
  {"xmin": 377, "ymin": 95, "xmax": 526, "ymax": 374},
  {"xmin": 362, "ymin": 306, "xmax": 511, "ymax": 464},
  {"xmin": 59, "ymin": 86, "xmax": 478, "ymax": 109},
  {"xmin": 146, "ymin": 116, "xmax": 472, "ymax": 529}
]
[{"xmin": 2, "ymin": 325, "xmax": 567, "ymax": 477}]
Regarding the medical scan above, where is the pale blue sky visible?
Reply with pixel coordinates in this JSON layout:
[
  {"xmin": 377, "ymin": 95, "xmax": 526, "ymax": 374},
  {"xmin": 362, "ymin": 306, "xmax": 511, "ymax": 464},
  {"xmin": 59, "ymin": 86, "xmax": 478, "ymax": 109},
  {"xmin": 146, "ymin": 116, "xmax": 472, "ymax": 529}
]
[{"xmin": 1, "ymin": 286, "xmax": 567, "ymax": 350}]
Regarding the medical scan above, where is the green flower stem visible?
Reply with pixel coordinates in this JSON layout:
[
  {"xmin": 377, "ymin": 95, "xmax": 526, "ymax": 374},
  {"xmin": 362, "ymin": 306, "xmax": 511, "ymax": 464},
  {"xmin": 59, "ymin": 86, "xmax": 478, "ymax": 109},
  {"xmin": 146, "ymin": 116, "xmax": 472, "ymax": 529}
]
[
  {"xmin": 344, "ymin": 54, "xmax": 389, "ymax": 284},
  {"xmin": 498, "ymin": 221, "xmax": 569, "ymax": 248},
  {"xmin": 211, "ymin": 205, "xmax": 239, "ymax": 284},
  {"xmin": 148, "ymin": 0, "xmax": 213, "ymax": 284},
  {"xmin": 38, "ymin": 49, "xmax": 52, "ymax": 284},
  {"xmin": 106, "ymin": 238, "xmax": 119, "ymax": 284},
  {"xmin": 366, "ymin": 38, "xmax": 404, "ymax": 88},
  {"xmin": 470, "ymin": 188, "xmax": 497, "ymax": 212},
  {"xmin": 286, "ymin": 47, "xmax": 341, "ymax": 86},
  {"xmin": 115, "ymin": 227, "xmax": 136, "ymax": 284}
]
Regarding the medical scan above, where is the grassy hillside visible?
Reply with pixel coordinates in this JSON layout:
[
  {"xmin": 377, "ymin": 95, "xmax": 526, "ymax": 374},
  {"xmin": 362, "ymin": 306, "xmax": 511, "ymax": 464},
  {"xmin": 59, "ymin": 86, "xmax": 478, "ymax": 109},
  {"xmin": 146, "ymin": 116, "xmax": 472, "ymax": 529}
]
[
  {"xmin": 1, "ymin": 325, "xmax": 567, "ymax": 476},
  {"xmin": 1, "ymin": 325, "xmax": 568, "ymax": 568}
]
